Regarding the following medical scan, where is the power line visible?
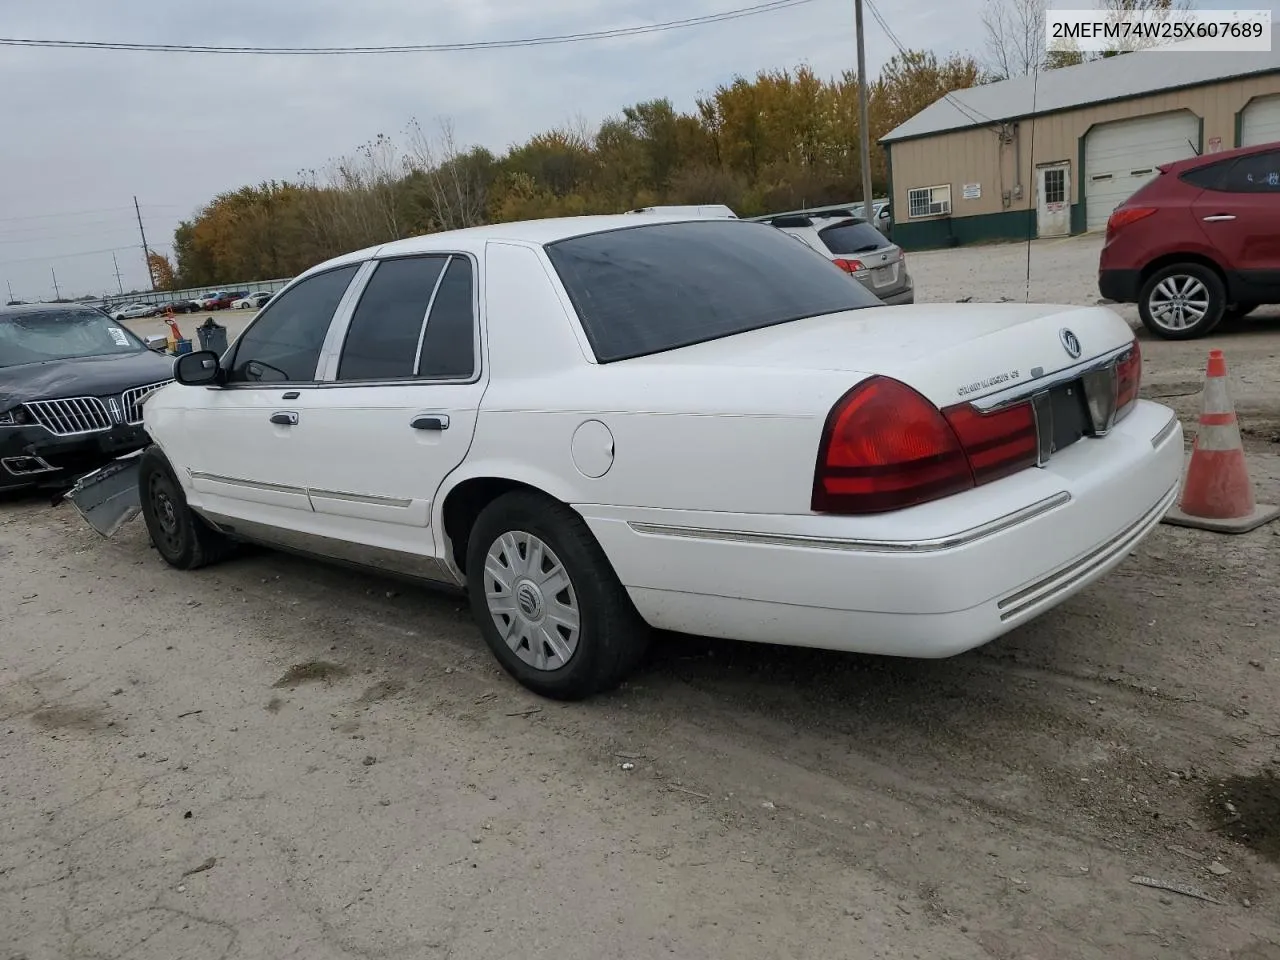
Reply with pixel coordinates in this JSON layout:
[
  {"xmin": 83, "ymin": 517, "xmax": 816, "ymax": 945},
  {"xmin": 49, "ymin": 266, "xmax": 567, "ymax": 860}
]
[
  {"xmin": 0, "ymin": 0, "xmax": 823, "ymax": 56},
  {"xmin": 0, "ymin": 203, "xmax": 184, "ymax": 224},
  {"xmin": 0, "ymin": 241, "xmax": 170, "ymax": 268},
  {"xmin": 863, "ymin": 0, "xmax": 998, "ymax": 129}
]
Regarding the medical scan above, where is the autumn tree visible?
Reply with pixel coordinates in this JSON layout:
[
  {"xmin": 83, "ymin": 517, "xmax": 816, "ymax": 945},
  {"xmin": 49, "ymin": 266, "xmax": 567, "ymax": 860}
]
[{"xmin": 146, "ymin": 252, "xmax": 176, "ymax": 291}]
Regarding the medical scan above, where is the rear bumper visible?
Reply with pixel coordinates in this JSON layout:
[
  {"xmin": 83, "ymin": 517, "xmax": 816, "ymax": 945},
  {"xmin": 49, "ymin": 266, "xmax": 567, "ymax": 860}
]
[
  {"xmin": 579, "ymin": 400, "xmax": 1183, "ymax": 657},
  {"xmin": 1098, "ymin": 269, "xmax": 1141, "ymax": 303},
  {"xmin": 881, "ymin": 287, "xmax": 915, "ymax": 305}
]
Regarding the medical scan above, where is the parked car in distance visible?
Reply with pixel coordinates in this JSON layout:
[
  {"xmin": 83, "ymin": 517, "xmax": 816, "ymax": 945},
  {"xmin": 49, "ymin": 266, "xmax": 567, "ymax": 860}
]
[
  {"xmin": 1098, "ymin": 140, "xmax": 1280, "ymax": 339},
  {"xmin": 112, "ymin": 302, "xmax": 160, "ymax": 321},
  {"xmin": 0, "ymin": 304, "xmax": 174, "ymax": 492},
  {"xmin": 156, "ymin": 299, "xmax": 197, "ymax": 314},
  {"xmin": 76, "ymin": 215, "xmax": 1180, "ymax": 701},
  {"xmin": 230, "ymin": 291, "xmax": 273, "ymax": 310},
  {"xmin": 200, "ymin": 291, "xmax": 249, "ymax": 310},
  {"xmin": 750, "ymin": 209, "xmax": 914, "ymax": 304}
]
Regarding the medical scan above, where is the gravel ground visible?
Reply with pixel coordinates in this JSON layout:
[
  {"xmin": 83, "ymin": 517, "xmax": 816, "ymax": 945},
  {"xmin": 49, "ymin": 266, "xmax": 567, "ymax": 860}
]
[{"xmin": 5, "ymin": 236, "xmax": 1280, "ymax": 960}]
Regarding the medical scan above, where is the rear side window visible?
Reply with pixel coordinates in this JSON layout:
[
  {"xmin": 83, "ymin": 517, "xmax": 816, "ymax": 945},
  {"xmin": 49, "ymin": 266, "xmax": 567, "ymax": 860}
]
[
  {"xmin": 545, "ymin": 220, "xmax": 880, "ymax": 363},
  {"xmin": 338, "ymin": 257, "xmax": 447, "ymax": 381},
  {"xmin": 418, "ymin": 257, "xmax": 476, "ymax": 379},
  {"xmin": 817, "ymin": 220, "xmax": 888, "ymax": 255},
  {"xmin": 1179, "ymin": 160, "xmax": 1232, "ymax": 190},
  {"xmin": 1222, "ymin": 150, "xmax": 1280, "ymax": 193}
]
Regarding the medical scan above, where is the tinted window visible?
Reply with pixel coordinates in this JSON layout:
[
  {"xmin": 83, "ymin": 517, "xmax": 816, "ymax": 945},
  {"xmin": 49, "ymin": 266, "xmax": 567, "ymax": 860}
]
[
  {"xmin": 227, "ymin": 265, "xmax": 357, "ymax": 383},
  {"xmin": 418, "ymin": 256, "xmax": 476, "ymax": 379},
  {"xmin": 817, "ymin": 219, "xmax": 890, "ymax": 255},
  {"xmin": 1223, "ymin": 150, "xmax": 1280, "ymax": 193},
  {"xmin": 338, "ymin": 257, "xmax": 446, "ymax": 381},
  {"xmin": 0, "ymin": 309, "xmax": 145, "ymax": 368},
  {"xmin": 1179, "ymin": 160, "xmax": 1231, "ymax": 190},
  {"xmin": 545, "ymin": 221, "xmax": 879, "ymax": 363}
]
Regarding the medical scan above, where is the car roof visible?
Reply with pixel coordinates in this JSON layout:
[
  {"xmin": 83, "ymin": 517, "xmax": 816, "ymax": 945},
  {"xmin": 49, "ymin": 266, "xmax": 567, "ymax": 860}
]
[
  {"xmin": 0, "ymin": 302, "xmax": 104, "ymax": 320},
  {"xmin": 301, "ymin": 215, "xmax": 771, "ymax": 278},
  {"xmin": 1163, "ymin": 139, "xmax": 1280, "ymax": 173}
]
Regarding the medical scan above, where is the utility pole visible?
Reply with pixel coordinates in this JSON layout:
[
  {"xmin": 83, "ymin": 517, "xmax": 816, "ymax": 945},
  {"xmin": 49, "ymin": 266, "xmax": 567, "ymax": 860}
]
[
  {"xmin": 5, "ymin": 279, "xmax": 13, "ymax": 303},
  {"xmin": 134, "ymin": 195, "xmax": 155, "ymax": 291},
  {"xmin": 51, "ymin": 267, "xmax": 61, "ymax": 301},
  {"xmin": 855, "ymin": 0, "xmax": 874, "ymax": 218},
  {"xmin": 111, "ymin": 252, "xmax": 125, "ymax": 295}
]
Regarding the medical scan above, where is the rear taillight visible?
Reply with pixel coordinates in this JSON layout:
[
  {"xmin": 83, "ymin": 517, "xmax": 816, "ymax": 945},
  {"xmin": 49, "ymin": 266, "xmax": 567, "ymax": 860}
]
[
  {"xmin": 940, "ymin": 400, "xmax": 1039, "ymax": 485},
  {"xmin": 1105, "ymin": 206, "xmax": 1156, "ymax": 238},
  {"xmin": 812, "ymin": 377, "xmax": 1040, "ymax": 515},
  {"xmin": 833, "ymin": 258, "xmax": 865, "ymax": 274},
  {"xmin": 1114, "ymin": 338, "xmax": 1142, "ymax": 418}
]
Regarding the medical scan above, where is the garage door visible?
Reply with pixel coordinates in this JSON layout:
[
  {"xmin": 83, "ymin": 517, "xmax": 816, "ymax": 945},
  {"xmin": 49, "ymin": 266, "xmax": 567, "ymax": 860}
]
[
  {"xmin": 1084, "ymin": 111, "xmax": 1199, "ymax": 231},
  {"xmin": 1240, "ymin": 94, "xmax": 1280, "ymax": 147}
]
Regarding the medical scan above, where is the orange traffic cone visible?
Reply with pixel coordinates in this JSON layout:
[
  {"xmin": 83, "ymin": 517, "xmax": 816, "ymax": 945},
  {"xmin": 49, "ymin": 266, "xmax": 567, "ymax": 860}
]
[{"xmin": 1162, "ymin": 349, "xmax": 1279, "ymax": 534}]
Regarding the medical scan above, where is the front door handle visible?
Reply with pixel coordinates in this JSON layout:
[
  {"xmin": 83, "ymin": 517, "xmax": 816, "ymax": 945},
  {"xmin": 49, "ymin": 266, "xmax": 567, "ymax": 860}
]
[
  {"xmin": 410, "ymin": 414, "xmax": 450, "ymax": 431},
  {"xmin": 1202, "ymin": 215, "xmax": 1236, "ymax": 222},
  {"xmin": 270, "ymin": 411, "xmax": 299, "ymax": 426}
]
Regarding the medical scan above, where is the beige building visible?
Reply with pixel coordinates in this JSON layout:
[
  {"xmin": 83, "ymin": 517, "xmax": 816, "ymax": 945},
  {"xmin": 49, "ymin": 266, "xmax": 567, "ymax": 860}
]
[{"xmin": 880, "ymin": 30, "xmax": 1280, "ymax": 250}]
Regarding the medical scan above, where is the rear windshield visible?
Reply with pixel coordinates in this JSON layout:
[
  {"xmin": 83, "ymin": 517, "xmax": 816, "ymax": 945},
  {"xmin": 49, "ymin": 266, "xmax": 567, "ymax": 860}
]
[
  {"xmin": 544, "ymin": 220, "xmax": 880, "ymax": 363},
  {"xmin": 0, "ymin": 310, "xmax": 146, "ymax": 367},
  {"xmin": 817, "ymin": 219, "xmax": 889, "ymax": 256}
]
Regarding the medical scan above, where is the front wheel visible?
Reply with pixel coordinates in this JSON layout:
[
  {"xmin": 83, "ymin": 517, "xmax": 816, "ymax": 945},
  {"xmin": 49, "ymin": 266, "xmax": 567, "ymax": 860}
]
[
  {"xmin": 1138, "ymin": 263, "xmax": 1225, "ymax": 340},
  {"xmin": 465, "ymin": 491, "xmax": 650, "ymax": 700},
  {"xmin": 138, "ymin": 448, "xmax": 235, "ymax": 570}
]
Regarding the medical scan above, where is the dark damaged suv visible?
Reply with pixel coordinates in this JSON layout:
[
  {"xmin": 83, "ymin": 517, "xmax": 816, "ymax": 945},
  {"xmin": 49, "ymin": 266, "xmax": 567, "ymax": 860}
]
[{"xmin": 0, "ymin": 303, "xmax": 175, "ymax": 492}]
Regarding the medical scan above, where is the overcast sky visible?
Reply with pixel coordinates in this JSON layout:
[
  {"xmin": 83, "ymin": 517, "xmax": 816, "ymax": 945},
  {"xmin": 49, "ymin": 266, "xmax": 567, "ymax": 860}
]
[{"xmin": 0, "ymin": 0, "xmax": 1257, "ymax": 299}]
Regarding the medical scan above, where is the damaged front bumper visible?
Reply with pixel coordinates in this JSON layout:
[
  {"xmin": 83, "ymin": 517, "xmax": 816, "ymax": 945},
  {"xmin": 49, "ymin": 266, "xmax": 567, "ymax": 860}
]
[{"xmin": 65, "ymin": 450, "xmax": 143, "ymax": 537}]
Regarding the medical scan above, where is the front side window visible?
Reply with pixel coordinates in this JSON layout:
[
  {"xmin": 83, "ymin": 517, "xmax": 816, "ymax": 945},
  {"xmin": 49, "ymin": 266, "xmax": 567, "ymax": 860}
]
[
  {"xmin": 226, "ymin": 265, "xmax": 358, "ymax": 384},
  {"xmin": 545, "ymin": 220, "xmax": 880, "ymax": 363}
]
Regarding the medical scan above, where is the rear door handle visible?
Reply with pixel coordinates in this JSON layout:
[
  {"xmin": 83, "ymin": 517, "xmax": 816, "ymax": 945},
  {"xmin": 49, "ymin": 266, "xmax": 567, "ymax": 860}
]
[
  {"xmin": 410, "ymin": 414, "xmax": 450, "ymax": 431},
  {"xmin": 270, "ymin": 411, "xmax": 299, "ymax": 426},
  {"xmin": 1202, "ymin": 215, "xmax": 1236, "ymax": 222}
]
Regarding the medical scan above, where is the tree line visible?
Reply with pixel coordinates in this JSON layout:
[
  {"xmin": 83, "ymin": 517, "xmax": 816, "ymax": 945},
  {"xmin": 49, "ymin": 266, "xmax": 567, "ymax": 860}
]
[
  {"xmin": 164, "ymin": 50, "xmax": 982, "ymax": 288},
  {"xmin": 161, "ymin": 0, "xmax": 1181, "ymax": 288}
]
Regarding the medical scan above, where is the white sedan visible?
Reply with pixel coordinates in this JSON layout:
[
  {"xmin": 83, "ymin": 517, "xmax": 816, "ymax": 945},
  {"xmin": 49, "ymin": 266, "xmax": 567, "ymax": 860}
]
[{"xmin": 90, "ymin": 215, "xmax": 1184, "ymax": 700}]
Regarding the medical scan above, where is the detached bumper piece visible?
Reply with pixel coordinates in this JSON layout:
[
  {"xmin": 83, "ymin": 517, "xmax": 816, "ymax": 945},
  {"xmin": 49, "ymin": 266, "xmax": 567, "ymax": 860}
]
[{"xmin": 65, "ymin": 451, "xmax": 144, "ymax": 538}]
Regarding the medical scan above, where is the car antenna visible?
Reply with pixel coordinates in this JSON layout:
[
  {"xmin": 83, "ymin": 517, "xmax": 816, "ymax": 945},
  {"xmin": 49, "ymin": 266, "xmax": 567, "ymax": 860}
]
[{"xmin": 1023, "ymin": 61, "xmax": 1040, "ymax": 305}]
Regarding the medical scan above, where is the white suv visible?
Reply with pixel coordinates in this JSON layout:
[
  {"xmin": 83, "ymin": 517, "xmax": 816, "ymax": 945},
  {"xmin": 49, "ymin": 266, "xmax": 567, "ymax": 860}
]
[{"xmin": 751, "ymin": 209, "xmax": 913, "ymax": 305}]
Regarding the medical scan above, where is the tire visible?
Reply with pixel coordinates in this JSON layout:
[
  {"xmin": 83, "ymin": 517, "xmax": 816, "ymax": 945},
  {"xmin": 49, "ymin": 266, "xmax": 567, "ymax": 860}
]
[
  {"xmin": 465, "ymin": 490, "xmax": 650, "ymax": 701},
  {"xmin": 138, "ymin": 447, "xmax": 236, "ymax": 570},
  {"xmin": 1137, "ymin": 263, "xmax": 1225, "ymax": 340}
]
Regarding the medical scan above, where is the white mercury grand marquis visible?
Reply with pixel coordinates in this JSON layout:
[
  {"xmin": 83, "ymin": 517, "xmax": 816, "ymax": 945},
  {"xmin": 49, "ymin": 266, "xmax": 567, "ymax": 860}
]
[{"xmin": 70, "ymin": 214, "xmax": 1184, "ymax": 700}]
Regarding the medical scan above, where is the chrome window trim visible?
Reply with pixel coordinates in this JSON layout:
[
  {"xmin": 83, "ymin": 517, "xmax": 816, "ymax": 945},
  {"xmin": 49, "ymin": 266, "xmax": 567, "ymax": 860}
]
[{"xmin": 412, "ymin": 255, "xmax": 453, "ymax": 377}]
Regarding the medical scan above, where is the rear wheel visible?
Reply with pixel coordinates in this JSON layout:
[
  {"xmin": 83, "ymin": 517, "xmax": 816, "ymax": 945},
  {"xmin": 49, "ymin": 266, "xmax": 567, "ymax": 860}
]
[
  {"xmin": 1138, "ymin": 263, "xmax": 1225, "ymax": 340},
  {"xmin": 465, "ymin": 491, "xmax": 649, "ymax": 701},
  {"xmin": 138, "ymin": 448, "xmax": 235, "ymax": 570}
]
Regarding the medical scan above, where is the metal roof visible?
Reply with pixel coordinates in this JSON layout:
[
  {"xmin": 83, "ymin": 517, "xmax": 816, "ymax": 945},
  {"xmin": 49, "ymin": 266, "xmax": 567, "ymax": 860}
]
[{"xmin": 881, "ymin": 26, "xmax": 1280, "ymax": 143}]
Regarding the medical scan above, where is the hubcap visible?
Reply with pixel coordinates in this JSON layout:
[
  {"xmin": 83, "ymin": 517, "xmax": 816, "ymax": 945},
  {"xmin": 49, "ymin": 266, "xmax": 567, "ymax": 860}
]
[
  {"xmin": 483, "ymin": 531, "xmax": 580, "ymax": 672},
  {"xmin": 1149, "ymin": 275, "xmax": 1209, "ymax": 331}
]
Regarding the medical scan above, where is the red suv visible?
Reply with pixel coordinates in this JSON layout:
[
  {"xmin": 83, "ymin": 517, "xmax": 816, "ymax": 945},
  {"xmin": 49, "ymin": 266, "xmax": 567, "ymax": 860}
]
[{"xmin": 1098, "ymin": 141, "xmax": 1280, "ymax": 340}]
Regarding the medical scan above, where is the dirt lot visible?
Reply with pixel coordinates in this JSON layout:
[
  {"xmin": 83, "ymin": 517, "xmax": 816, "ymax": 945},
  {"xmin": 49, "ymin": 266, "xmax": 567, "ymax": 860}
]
[{"xmin": 4, "ymin": 235, "xmax": 1280, "ymax": 960}]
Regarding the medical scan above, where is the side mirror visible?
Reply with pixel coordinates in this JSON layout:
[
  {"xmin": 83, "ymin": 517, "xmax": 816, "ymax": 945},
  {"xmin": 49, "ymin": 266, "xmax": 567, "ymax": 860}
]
[
  {"xmin": 144, "ymin": 335, "xmax": 167, "ymax": 352},
  {"xmin": 174, "ymin": 350, "xmax": 223, "ymax": 386}
]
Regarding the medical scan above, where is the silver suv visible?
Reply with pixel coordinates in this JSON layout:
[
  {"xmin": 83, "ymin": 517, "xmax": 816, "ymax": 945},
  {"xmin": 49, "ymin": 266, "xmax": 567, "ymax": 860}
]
[{"xmin": 749, "ymin": 209, "xmax": 913, "ymax": 305}]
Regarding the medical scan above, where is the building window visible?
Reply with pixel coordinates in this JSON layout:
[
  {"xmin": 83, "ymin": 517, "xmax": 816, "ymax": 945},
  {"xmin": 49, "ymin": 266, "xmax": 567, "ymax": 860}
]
[
  {"xmin": 1044, "ymin": 167, "xmax": 1066, "ymax": 204},
  {"xmin": 907, "ymin": 185, "xmax": 951, "ymax": 219}
]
